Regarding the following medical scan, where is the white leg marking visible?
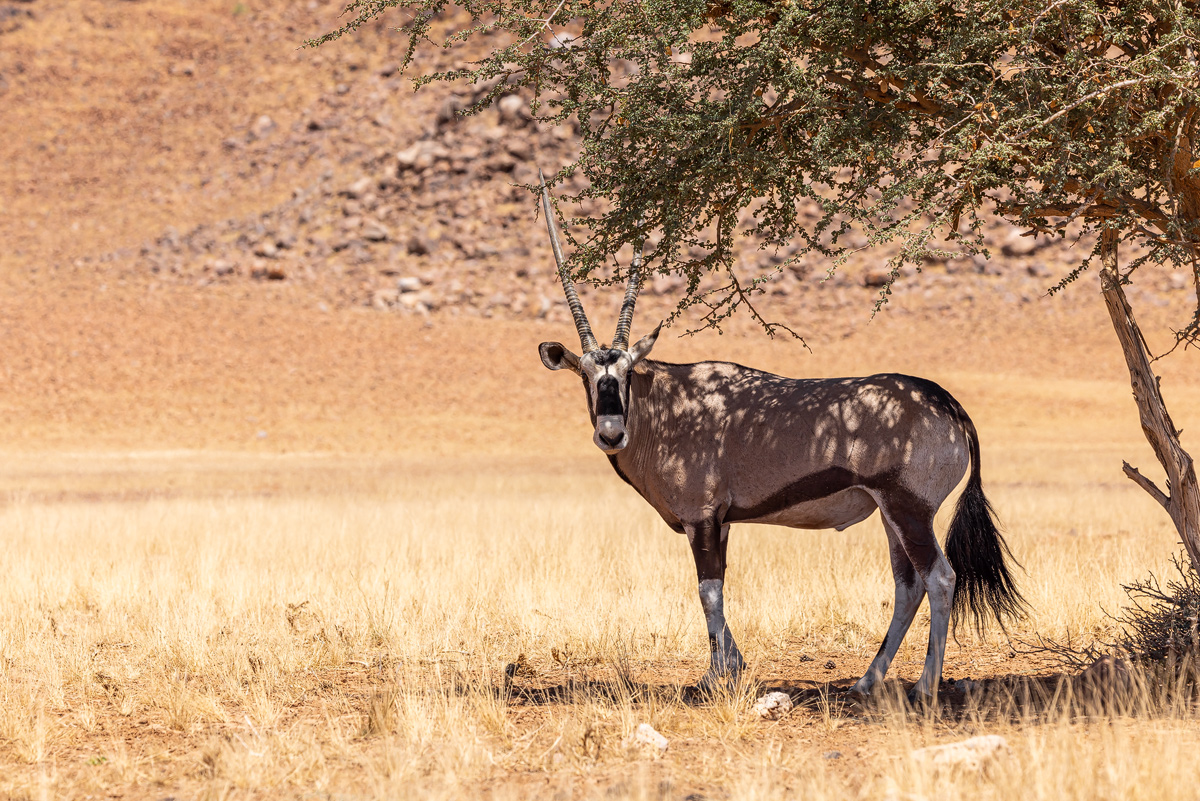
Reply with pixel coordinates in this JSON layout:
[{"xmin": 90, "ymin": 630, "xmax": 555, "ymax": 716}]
[
  {"xmin": 698, "ymin": 578, "xmax": 744, "ymax": 687},
  {"xmin": 864, "ymin": 493, "xmax": 956, "ymax": 701},
  {"xmin": 911, "ymin": 554, "xmax": 955, "ymax": 698}
]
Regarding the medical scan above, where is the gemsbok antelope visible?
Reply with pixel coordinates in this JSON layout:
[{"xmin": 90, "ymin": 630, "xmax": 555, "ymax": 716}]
[{"xmin": 536, "ymin": 176, "xmax": 1026, "ymax": 701}]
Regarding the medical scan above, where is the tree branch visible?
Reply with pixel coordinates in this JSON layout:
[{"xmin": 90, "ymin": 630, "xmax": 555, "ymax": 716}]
[
  {"xmin": 1101, "ymin": 229, "xmax": 1200, "ymax": 570},
  {"xmin": 1008, "ymin": 78, "xmax": 1157, "ymax": 141},
  {"xmin": 1123, "ymin": 461, "xmax": 1172, "ymax": 511}
]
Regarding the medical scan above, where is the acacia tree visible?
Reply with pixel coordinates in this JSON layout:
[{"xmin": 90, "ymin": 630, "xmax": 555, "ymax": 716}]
[{"xmin": 314, "ymin": 1, "xmax": 1200, "ymax": 567}]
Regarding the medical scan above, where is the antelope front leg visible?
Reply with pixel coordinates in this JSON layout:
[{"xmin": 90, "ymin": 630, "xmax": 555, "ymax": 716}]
[{"xmin": 687, "ymin": 521, "xmax": 744, "ymax": 690}]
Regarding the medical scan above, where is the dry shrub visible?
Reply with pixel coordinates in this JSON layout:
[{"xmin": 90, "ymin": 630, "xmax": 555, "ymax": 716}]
[
  {"xmin": 1117, "ymin": 554, "xmax": 1200, "ymax": 664},
  {"xmin": 1022, "ymin": 553, "xmax": 1200, "ymax": 705}
]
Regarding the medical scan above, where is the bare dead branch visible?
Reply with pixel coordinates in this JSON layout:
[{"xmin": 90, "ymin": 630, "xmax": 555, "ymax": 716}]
[{"xmin": 1122, "ymin": 461, "xmax": 1172, "ymax": 510}]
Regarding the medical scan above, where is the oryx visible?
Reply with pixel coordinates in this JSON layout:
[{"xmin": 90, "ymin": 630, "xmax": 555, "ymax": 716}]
[{"xmin": 535, "ymin": 177, "xmax": 1026, "ymax": 701}]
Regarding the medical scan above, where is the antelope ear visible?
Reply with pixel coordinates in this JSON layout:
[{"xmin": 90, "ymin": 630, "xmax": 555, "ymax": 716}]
[
  {"xmin": 539, "ymin": 341, "xmax": 581, "ymax": 373},
  {"xmin": 628, "ymin": 323, "xmax": 662, "ymax": 363}
]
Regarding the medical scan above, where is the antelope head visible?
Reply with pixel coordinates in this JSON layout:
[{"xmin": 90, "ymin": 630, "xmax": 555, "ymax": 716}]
[{"xmin": 537, "ymin": 173, "xmax": 661, "ymax": 454}]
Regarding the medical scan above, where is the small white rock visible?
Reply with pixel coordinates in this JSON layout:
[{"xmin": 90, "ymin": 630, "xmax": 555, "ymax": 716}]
[
  {"xmin": 397, "ymin": 276, "xmax": 422, "ymax": 293},
  {"xmin": 498, "ymin": 93, "xmax": 529, "ymax": 122},
  {"xmin": 362, "ymin": 221, "xmax": 390, "ymax": 242},
  {"xmin": 396, "ymin": 143, "xmax": 423, "ymax": 169},
  {"xmin": 910, "ymin": 734, "xmax": 1009, "ymax": 772},
  {"xmin": 752, "ymin": 691, "xmax": 794, "ymax": 720},
  {"xmin": 632, "ymin": 722, "xmax": 668, "ymax": 752},
  {"xmin": 345, "ymin": 176, "xmax": 374, "ymax": 199},
  {"xmin": 250, "ymin": 114, "xmax": 276, "ymax": 140}
]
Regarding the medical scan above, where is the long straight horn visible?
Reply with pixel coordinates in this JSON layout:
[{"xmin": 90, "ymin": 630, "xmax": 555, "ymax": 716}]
[
  {"xmin": 540, "ymin": 170, "xmax": 598, "ymax": 353},
  {"xmin": 612, "ymin": 239, "xmax": 643, "ymax": 351}
]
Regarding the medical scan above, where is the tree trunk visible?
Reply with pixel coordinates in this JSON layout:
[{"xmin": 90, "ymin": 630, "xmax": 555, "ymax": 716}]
[{"xmin": 1099, "ymin": 229, "xmax": 1200, "ymax": 569}]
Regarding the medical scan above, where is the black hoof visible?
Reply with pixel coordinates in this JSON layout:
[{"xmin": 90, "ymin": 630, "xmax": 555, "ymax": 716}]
[
  {"xmin": 905, "ymin": 688, "xmax": 936, "ymax": 708},
  {"xmin": 682, "ymin": 682, "xmax": 714, "ymax": 704}
]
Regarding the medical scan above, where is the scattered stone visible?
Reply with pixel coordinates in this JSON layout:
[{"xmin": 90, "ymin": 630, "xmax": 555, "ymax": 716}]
[
  {"xmin": 1078, "ymin": 655, "xmax": 1133, "ymax": 701},
  {"xmin": 752, "ymin": 691, "xmax": 794, "ymax": 720},
  {"xmin": 505, "ymin": 138, "xmax": 533, "ymax": 161},
  {"xmin": 863, "ymin": 269, "xmax": 891, "ymax": 288},
  {"xmin": 362, "ymin": 221, "xmax": 390, "ymax": 242},
  {"xmin": 630, "ymin": 722, "xmax": 669, "ymax": 753},
  {"xmin": 118, "ymin": 54, "xmax": 1173, "ymax": 325},
  {"xmin": 498, "ymin": 94, "xmax": 530, "ymax": 124},
  {"xmin": 1000, "ymin": 228, "xmax": 1039, "ymax": 257},
  {"xmin": 344, "ymin": 176, "xmax": 374, "ymax": 199},
  {"xmin": 822, "ymin": 750, "xmax": 842, "ymax": 760},
  {"xmin": 416, "ymin": 290, "xmax": 438, "ymax": 311},
  {"xmin": 650, "ymin": 275, "xmax": 685, "ymax": 296},
  {"xmin": 372, "ymin": 288, "xmax": 399, "ymax": 310},
  {"xmin": 910, "ymin": 735, "xmax": 1010, "ymax": 773},
  {"xmin": 437, "ymin": 95, "xmax": 466, "ymax": 124},
  {"xmin": 396, "ymin": 140, "xmax": 451, "ymax": 172},
  {"xmin": 254, "ymin": 241, "xmax": 278, "ymax": 259},
  {"xmin": 399, "ymin": 293, "xmax": 428, "ymax": 312},
  {"xmin": 251, "ymin": 265, "xmax": 286, "ymax": 281},
  {"xmin": 396, "ymin": 143, "xmax": 423, "ymax": 170},
  {"xmin": 405, "ymin": 235, "xmax": 432, "ymax": 256},
  {"xmin": 953, "ymin": 678, "xmax": 984, "ymax": 694},
  {"xmin": 168, "ymin": 60, "xmax": 196, "ymax": 77},
  {"xmin": 250, "ymin": 114, "xmax": 277, "ymax": 141}
]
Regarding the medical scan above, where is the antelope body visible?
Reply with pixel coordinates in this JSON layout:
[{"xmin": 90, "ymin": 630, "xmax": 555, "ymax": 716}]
[{"xmin": 536, "ymin": 176, "xmax": 1025, "ymax": 700}]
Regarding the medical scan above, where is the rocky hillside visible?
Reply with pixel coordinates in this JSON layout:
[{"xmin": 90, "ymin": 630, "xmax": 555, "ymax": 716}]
[{"xmin": 2, "ymin": 0, "xmax": 1194, "ymax": 335}]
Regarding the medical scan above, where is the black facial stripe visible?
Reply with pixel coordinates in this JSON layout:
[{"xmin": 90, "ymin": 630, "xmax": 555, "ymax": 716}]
[
  {"xmin": 595, "ymin": 375, "xmax": 623, "ymax": 417},
  {"xmin": 581, "ymin": 373, "xmax": 596, "ymax": 422}
]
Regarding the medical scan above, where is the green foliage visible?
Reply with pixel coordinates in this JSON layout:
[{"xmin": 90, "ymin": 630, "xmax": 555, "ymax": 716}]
[{"xmin": 312, "ymin": 1, "xmax": 1200, "ymax": 341}]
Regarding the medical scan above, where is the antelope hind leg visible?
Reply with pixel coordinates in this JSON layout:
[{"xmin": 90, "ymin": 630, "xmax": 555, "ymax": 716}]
[
  {"xmin": 851, "ymin": 520, "xmax": 926, "ymax": 697},
  {"xmin": 876, "ymin": 496, "xmax": 954, "ymax": 703}
]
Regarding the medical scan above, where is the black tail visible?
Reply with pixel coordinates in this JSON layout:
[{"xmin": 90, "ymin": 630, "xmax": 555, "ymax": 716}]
[{"xmin": 944, "ymin": 416, "xmax": 1028, "ymax": 635}]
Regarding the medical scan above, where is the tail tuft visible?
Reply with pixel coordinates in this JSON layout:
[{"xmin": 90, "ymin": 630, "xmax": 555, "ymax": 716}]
[{"xmin": 945, "ymin": 424, "xmax": 1028, "ymax": 636}]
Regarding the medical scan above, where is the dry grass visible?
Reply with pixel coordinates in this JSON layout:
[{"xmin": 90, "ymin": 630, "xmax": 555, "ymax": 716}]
[
  {"xmin": 3, "ymin": 1, "xmax": 1199, "ymax": 797},
  {"xmin": 0, "ymin": 441, "xmax": 1193, "ymax": 799}
]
